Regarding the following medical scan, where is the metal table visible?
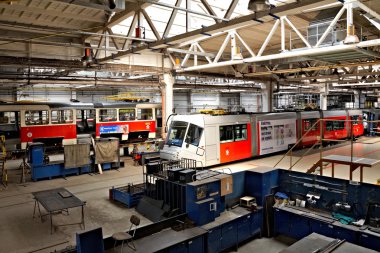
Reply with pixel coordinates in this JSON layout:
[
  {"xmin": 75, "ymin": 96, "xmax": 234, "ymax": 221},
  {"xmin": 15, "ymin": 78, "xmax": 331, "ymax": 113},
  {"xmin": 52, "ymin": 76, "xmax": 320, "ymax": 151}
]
[
  {"xmin": 322, "ymin": 155, "xmax": 380, "ymax": 182},
  {"xmin": 279, "ymin": 233, "xmax": 377, "ymax": 253},
  {"xmin": 32, "ymin": 187, "xmax": 85, "ymax": 234}
]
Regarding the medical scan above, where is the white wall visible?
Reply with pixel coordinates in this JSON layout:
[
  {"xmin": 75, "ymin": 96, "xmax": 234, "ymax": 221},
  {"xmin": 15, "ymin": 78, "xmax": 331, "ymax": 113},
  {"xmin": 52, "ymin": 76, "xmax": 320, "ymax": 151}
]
[{"xmin": 240, "ymin": 93, "xmax": 261, "ymax": 112}]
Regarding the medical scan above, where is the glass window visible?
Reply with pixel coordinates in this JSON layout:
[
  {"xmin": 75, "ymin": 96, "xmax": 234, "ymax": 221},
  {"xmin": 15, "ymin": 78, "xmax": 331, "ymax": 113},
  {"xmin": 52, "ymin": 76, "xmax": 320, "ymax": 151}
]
[
  {"xmin": 326, "ymin": 121, "xmax": 333, "ymax": 131},
  {"xmin": 51, "ymin": 110, "xmax": 73, "ymax": 124},
  {"xmin": 351, "ymin": 115, "xmax": 361, "ymax": 125},
  {"xmin": 25, "ymin": 110, "xmax": 49, "ymax": 125},
  {"xmin": 137, "ymin": 108, "xmax": 153, "ymax": 120},
  {"xmin": 0, "ymin": 112, "xmax": 16, "ymax": 124},
  {"xmin": 333, "ymin": 121, "xmax": 345, "ymax": 130},
  {"xmin": 220, "ymin": 126, "xmax": 234, "ymax": 143},
  {"xmin": 156, "ymin": 108, "xmax": 162, "ymax": 128},
  {"xmin": 167, "ymin": 121, "xmax": 188, "ymax": 147},
  {"xmin": 304, "ymin": 119, "xmax": 318, "ymax": 131},
  {"xmin": 186, "ymin": 124, "xmax": 203, "ymax": 146},
  {"xmin": 119, "ymin": 109, "xmax": 135, "ymax": 121},
  {"xmin": 99, "ymin": 109, "xmax": 117, "ymax": 122},
  {"xmin": 234, "ymin": 124, "xmax": 247, "ymax": 141}
]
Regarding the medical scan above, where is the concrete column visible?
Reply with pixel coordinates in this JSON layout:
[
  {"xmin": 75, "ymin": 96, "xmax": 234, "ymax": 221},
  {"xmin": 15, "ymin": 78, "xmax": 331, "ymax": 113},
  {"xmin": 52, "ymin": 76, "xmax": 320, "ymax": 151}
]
[
  {"xmin": 353, "ymin": 90, "xmax": 360, "ymax": 108},
  {"xmin": 261, "ymin": 82, "xmax": 272, "ymax": 112},
  {"xmin": 161, "ymin": 73, "xmax": 174, "ymax": 138},
  {"xmin": 319, "ymin": 84, "xmax": 328, "ymax": 110}
]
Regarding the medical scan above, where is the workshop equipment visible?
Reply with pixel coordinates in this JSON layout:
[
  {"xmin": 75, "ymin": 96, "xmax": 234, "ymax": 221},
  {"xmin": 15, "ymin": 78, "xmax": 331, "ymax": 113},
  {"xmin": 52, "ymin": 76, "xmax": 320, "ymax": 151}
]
[
  {"xmin": 167, "ymin": 167, "xmax": 185, "ymax": 181},
  {"xmin": 240, "ymin": 196, "xmax": 256, "ymax": 208},
  {"xmin": 179, "ymin": 169, "xmax": 196, "ymax": 183},
  {"xmin": 306, "ymin": 192, "xmax": 321, "ymax": 206},
  {"xmin": 29, "ymin": 143, "xmax": 91, "ymax": 181}
]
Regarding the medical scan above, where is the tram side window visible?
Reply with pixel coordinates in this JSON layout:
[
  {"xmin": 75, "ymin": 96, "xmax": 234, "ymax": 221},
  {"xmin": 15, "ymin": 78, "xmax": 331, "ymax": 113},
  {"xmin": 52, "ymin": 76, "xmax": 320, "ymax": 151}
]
[
  {"xmin": 351, "ymin": 115, "xmax": 360, "ymax": 125},
  {"xmin": 99, "ymin": 109, "xmax": 117, "ymax": 122},
  {"xmin": 333, "ymin": 121, "xmax": 345, "ymax": 130},
  {"xmin": 234, "ymin": 124, "xmax": 247, "ymax": 141},
  {"xmin": 137, "ymin": 108, "xmax": 153, "ymax": 120},
  {"xmin": 185, "ymin": 124, "xmax": 203, "ymax": 146},
  {"xmin": 0, "ymin": 112, "xmax": 16, "ymax": 124},
  {"xmin": 119, "ymin": 109, "xmax": 135, "ymax": 121},
  {"xmin": 156, "ymin": 108, "xmax": 162, "ymax": 128},
  {"xmin": 51, "ymin": 110, "xmax": 73, "ymax": 124},
  {"xmin": 304, "ymin": 119, "xmax": 318, "ymax": 131},
  {"xmin": 326, "ymin": 121, "xmax": 333, "ymax": 131},
  {"xmin": 220, "ymin": 126, "xmax": 234, "ymax": 143},
  {"xmin": 25, "ymin": 110, "xmax": 49, "ymax": 125}
]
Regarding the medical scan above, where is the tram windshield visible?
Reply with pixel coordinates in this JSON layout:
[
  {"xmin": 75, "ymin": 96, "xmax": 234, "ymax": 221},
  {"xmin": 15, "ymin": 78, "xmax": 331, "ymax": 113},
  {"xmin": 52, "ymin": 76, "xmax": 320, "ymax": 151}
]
[{"xmin": 167, "ymin": 121, "xmax": 188, "ymax": 147}]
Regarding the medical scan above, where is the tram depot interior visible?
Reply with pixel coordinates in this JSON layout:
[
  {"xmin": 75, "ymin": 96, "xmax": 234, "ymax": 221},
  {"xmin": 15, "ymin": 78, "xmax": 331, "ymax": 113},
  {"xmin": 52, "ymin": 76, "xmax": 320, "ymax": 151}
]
[{"xmin": 3, "ymin": 0, "xmax": 380, "ymax": 253}]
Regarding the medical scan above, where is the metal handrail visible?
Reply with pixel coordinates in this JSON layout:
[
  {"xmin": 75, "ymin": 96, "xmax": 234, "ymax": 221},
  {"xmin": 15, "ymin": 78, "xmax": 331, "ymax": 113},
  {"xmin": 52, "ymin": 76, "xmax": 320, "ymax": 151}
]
[
  {"xmin": 274, "ymin": 118, "xmax": 380, "ymax": 172},
  {"xmin": 273, "ymin": 119, "xmax": 321, "ymax": 168}
]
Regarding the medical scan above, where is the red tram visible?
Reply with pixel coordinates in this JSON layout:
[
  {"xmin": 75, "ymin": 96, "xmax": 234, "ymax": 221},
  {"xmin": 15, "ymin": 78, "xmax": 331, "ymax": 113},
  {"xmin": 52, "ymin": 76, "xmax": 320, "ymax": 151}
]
[{"xmin": 0, "ymin": 102, "xmax": 162, "ymax": 150}]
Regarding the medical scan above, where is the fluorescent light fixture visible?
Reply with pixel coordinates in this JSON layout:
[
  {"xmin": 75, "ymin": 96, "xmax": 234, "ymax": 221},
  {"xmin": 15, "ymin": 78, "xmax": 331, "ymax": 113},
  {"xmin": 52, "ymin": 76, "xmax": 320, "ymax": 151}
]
[
  {"xmin": 333, "ymin": 82, "xmax": 380, "ymax": 87},
  {"xmin": 127, "ymin": 74, "xmax": 153, "ymax": 79},
  {"xmin": 75, "ymin": 84, "xmax": 95, "ymax": 89}
]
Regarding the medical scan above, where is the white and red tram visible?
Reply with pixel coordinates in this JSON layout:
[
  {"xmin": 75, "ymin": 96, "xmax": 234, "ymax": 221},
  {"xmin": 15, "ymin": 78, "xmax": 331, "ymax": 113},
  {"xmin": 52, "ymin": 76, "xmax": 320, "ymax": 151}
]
[
  {"xmin": 0, "ymin": 102, "xmax": 162, "ymax": 149},
  {"xmin": 160, "ymin": 110, "xmax": 364, "ymax": 167}
]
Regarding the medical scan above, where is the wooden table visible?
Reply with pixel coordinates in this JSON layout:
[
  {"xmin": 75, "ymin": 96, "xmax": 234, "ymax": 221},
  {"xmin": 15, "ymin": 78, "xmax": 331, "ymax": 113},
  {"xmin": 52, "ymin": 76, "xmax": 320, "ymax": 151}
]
[{"xmin": 32, "ymin": 187, "xmax": 85, "ymax": 234}]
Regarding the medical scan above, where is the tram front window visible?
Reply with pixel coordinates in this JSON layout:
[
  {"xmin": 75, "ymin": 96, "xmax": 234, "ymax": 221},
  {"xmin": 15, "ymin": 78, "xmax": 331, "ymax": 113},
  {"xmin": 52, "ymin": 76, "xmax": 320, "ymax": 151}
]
[{"xmin": 167, "ymin": 121, "xmax": 188, "ymax": 147}]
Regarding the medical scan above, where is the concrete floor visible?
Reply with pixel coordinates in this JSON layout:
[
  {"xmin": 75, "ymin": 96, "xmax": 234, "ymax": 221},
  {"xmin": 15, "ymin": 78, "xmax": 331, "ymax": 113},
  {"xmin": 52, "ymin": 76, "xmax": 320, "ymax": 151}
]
[{"xmin": 1, "ymin": 137, "xmax": 380, "ymax": 253}]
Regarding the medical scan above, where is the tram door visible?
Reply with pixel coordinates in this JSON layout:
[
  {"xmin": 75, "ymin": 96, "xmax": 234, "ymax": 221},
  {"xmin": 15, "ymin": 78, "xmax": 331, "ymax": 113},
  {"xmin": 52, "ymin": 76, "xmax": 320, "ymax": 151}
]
[
  {"xmin": 0, "ymin": 111, "xmax": 20, "ymax": 149},
  {"xmin": 76, "ymin": 109, "xmax": 95, "ymax": 133}
]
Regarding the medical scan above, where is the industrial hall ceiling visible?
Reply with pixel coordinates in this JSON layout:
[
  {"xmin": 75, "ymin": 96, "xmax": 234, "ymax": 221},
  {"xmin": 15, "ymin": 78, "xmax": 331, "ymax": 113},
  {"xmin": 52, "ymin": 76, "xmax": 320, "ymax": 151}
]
[{"xmin": 0, "ymin": 0, "xmax": 379, "ymax": 95}]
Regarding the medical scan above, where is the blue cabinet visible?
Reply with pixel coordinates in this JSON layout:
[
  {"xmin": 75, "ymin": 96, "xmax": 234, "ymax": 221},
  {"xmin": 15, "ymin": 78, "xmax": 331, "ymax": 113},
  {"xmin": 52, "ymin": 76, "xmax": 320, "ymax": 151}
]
[
  {"xmin": 207, "ymin": 227, "xmax": 221, "ymax": 253},
  {"xmin": 360, "ymin": 232, "xmax": 380, "ymax": 252},
  {"xmin": 289, "ymin": 214, "xmax": 310, "ymax": 239},
  {"xmin": 166, "ymin": 236, "xmax": 204, "ymax": 253},
  {"xmin": 238, "ymin": 215, "xmax": 251, "ymax": 243},
  {"xmin": 245, "ymin": 169, "xmax": 279, "ymax": 206},
  {"xmin": 250, "ymin": 210, "xmax": 262, "ymax": 236},
  {"xmin": 333, "ymin": 226, "xmax": 357, "ymax": 243},
  {"xmin": 309, "ymin": 220, "xmax": 334, "ymax": 238},
  {"xmin": 274, "ymin": 208, "xmax": 310, "ymax": 239},
  {"xmin": 274, "ymin": 208, "xmax": 291, "ymax": 235},
  {"xmin": 221, "ymin": 222, "xmax": 237, "ymax": 251},
  {"xmin": 167, "ymin": 242, "xmax": 187, "ymax": 253},
  {"xmin": 187, "ymin": 236, "xmax": 204, "ymax": 253}
]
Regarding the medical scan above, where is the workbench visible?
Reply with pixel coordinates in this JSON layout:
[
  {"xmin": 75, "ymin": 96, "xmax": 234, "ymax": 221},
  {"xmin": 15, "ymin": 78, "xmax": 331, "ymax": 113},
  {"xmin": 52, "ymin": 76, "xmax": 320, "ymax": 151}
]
[
  {"xmin": 320, "ymin": 155, "xmax": 380, "ymax": 182},
  {"xmin": 110, "ymin": 227, "xmax": 207, "ymax": 253},
  {"xmin": 32, "ymin": 187, "xmax": 85, "ymax": 234},
  {"xmin": 280, "ymin": 232, "xmax": 377, "ymax": 253},
  {"xmin": 201, "ymin": 206, "xmax": 263, "ymax": 253}
]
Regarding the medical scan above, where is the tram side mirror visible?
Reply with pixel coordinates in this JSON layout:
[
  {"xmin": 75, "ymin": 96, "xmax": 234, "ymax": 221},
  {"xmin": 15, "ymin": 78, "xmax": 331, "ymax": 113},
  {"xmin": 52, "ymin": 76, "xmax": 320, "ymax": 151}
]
[
  {"xmin": 165, "ymin": 126, "xmax": 168, "ymax": 133},
  {"xmin": 185, "ymin": 136, "xmax": 190, "ymax": 148}
]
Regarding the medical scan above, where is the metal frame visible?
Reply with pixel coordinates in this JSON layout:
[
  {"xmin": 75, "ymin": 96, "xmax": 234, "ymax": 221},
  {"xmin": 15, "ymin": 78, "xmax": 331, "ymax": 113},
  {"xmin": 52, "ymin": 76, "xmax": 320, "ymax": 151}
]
[{"xmin": 173, "ymin": 0, "xmax": 380, "ymax": 73}]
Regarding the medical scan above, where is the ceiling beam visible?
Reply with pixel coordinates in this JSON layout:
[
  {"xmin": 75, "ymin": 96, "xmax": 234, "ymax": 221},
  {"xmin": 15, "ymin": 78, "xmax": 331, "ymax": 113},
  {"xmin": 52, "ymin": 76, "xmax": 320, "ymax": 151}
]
[
  {"xmin": 99, "ymin": 0, "xmax": 336, "ymax": 63},
  {"xmin": 224, "ymin": 0, "xmax": 239, "ymax": 19},
  {"xmin": 0, "ymin": 3, "xmax": 106, "ymax": 23}
]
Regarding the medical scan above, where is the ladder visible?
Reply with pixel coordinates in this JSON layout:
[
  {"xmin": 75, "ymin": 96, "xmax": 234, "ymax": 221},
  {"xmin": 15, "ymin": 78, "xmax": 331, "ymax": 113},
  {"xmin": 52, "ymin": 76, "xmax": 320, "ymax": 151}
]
[{"xmin": 0, "ymin": 135, "xmax": 7, "ymax": 188}]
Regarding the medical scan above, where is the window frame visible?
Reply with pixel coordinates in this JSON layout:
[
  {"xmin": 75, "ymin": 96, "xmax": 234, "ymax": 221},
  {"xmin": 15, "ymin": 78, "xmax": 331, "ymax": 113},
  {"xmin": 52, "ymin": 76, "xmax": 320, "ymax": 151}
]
[
  {"xmin": 185, "ymin": 123, "xmax": 203, "ymax": 147},
  {"xmin": 51, "ymin": 109, "xmax": 74, "ymax": 124},
  {"xmin": 25, "ymin": 110, "xmax": 49, "ymax": 126},
  {"xmin": 99, "ymin": 109, "xmax": 117, "ymax": 122}
]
